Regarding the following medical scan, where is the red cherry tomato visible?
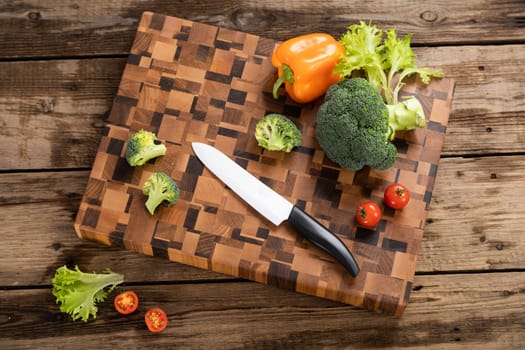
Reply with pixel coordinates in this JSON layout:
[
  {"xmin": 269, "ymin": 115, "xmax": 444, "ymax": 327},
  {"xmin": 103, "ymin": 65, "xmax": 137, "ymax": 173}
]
[
  {"xmin": 114, "ymin": 291, "xmax": 139, "ymax": 315},
  {"xmin": 145, "ymin": 307, "xmax": 168, "ymax": 333},
  {"xmin": 355, "ymin": 201, "xmax": 381, "ymax": 228},
  {"xmin": 384, "ymin": 183, "xmax": 410, "ymax": 209}
]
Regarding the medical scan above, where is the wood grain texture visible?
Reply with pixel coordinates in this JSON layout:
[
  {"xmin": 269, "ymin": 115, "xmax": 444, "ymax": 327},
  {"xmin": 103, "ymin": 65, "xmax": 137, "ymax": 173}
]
[
  {"xmin": 0, "ymin": 173, "xmax": 228, "ymax": 287},
  {"xmin": 3, "ymin": 157, "xmax": 525, "ymax": 287},
  {"xmin": 1, "ymin": 273, "xmax": 524, "ymax": 349},
  {"xmin": 0, "ymin": 58, "xmax": 123, "ymax": 170},
  {"xmin": 71, "ymin": 12, "xmax": 456, "ymax": 315},
  {"xmin": 424, "ymin": 45, "xmax": 525, "ymax": 156},
  {"xmin": 422, "ymin": 156, "xmax": 525, "ymax": 271},
  {"xmin": 2, "ymin": 0, "xmax": 525, "ymax": 347},
  {"xmin": 2, "ymin": 43, "xmax": 523, "ymax": 170},
  {"xmin": 0, "ymin": 0, "xmax": 524, "ymax": 59}
]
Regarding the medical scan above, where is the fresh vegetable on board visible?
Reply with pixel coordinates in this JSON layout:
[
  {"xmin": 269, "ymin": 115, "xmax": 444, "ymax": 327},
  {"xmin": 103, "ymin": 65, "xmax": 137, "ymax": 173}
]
[
  {"xmin": 271, "ymin": 33, "xmax": 345, "ymax": 104},
  {"xmin": 143, "ymin": 172, "xmax": 180, "ymax": 215},
  {"xmin": 317, "ymin": 77, "xmax": 416, "ymax": 170},
  {"xmin": 114, "ymin": 290, "xmax": 139, "ymax": 315},
  {"xmin": 384, "ymin": 183, "xmax": 410, "ymax": 209},
  {"xmin": 335, "ymin": 21, "xmax": 444, "ymax": 135},
  {"xmin": 255, "ymin": 113, "xmax": 302, "ymax": 152},
  {"xmin": 125, "ymin": 129, "xmax": 167, "ymax": 167},
  {"xmin": 355, "ymin": 201, "xmax": 382, "ymax": 228},
  {"xmin": 52, "ymin": 265, "xmax": 124, "ymax": 322},
  {"xmin": 145, "ymin": 307, "xmax": 169, "ymax": 333}
]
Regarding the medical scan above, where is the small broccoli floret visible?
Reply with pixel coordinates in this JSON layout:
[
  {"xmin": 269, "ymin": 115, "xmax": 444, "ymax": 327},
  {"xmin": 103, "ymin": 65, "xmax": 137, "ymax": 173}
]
[
  {"xmin": 142, "ymin": 172, "xmax": 179, "ymax": 215},
  {"xmin": 125, "ymin": 129, "xmax": 167, "ymax": 167},
  {"xmin": 316, "ymin": 78, "xmax": 414, "ymax": 171},
  {"xmin": 255, "ymin": 113, "xmax": 302, "ymax": 152}
]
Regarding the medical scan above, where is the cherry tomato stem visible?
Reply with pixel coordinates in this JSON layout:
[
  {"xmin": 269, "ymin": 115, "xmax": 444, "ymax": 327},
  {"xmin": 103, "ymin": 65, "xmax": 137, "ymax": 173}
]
[
  {"xmin": 355, "ymin": 201, "xmax": 381, "ymax": 228},
  {"xmin": 384, "ymin": 183, "xmax": 410, "ymax": 209}
]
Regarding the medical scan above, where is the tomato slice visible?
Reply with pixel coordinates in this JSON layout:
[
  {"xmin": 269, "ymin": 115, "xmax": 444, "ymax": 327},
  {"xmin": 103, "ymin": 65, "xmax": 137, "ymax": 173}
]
[
  {"xmin": 355, "ymin": 201, "xmax": 381, "ymax": 228},
  {"xmin": 145, "ymin": 307, "xmax": 168, "ymax": 333},
  {"xmin": 114, "ymin": 290, "xmax": 139, "ymax": 315},
  {"xmin": 384, "ymin": 183, "xmax": 410, "ymax": 209}
]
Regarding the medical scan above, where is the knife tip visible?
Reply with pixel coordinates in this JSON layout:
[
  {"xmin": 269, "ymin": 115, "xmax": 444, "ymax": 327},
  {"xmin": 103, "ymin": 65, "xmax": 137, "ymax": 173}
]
[{"xmin": 191, "ymin": 141, "xmax": 206, "ymax": 153}]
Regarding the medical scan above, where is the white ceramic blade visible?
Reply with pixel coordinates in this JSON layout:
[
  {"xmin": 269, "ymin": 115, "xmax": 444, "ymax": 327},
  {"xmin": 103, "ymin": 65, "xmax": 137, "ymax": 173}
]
[{"xmin": 192, "ymin": 142, "xmax": 293, "ymax": 225}]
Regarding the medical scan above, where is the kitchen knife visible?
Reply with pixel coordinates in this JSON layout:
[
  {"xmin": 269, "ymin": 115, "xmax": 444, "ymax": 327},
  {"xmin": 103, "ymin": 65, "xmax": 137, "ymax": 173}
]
[{"xmin": 191, "ymin": 142, "xmax": 360, "ymax": 277}]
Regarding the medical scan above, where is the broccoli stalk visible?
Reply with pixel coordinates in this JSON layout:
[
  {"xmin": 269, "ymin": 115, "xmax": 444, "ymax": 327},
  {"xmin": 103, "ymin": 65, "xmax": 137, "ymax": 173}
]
[
  {"xmin": 385, "ymin": 96, "xmax": 426, "ymax": 141},
  {"xmin": 254, "ymin": 113, "xmax": 302, "ymax": 152},
  {"xmin": 143, "ymin": 172, "xmax": 179, "ymax": 215},
  {"xmin": 125, "ymin": 129, "xmax": 167, "ymax": 167},
  {"xmin": 52, "ymin": 265, "xmax": 124, "ymax": 322}
]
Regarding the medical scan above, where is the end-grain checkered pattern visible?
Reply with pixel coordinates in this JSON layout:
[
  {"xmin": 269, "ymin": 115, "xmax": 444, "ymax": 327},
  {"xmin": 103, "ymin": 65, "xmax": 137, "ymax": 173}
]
[{"xmin": 74, "ymin": 12, "xmax": 455, "ymax": 315}]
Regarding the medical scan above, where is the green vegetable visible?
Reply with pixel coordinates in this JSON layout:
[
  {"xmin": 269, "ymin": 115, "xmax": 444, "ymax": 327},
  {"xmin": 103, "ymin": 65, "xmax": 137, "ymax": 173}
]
[
  {"xmin": 254, "ymin": 113, "xmax": 302, "ymax": 152},
  {"xmin": 316, "ymin": 78, "xmax": 405, "ymax": 170},
  {"xmin": 52, "ymin": 265, "xmax": 124, "ymax": 322},
  {"xmin": 335, "ymin": 21, "xmax": 444, "ymax": 128},
  {"xmin": 143, "ymin": 172, "xmax": 179, "ymax": 215},
  {"xmin": 125, "ymin": 129, "xmax": 167, "ymax": 167}
]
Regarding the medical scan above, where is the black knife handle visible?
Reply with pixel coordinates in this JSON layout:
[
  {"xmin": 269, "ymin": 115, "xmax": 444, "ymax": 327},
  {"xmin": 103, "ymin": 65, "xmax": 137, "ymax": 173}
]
[{"xmin": 288, "ymin": 206, "xmax": 360, "ymax": 277}]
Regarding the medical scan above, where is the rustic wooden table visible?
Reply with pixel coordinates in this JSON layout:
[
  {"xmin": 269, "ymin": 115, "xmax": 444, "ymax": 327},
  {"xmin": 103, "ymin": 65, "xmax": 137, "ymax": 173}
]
[{"xmin": 1, "ymin": 1, "xmax": 524, "ymax": 349}]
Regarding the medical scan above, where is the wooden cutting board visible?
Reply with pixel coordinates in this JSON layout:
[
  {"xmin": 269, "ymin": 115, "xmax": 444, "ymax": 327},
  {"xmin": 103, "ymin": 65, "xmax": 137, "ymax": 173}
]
[{"xmin": 74, "ymin": 11, "xmax": 455, "ymax": 316}]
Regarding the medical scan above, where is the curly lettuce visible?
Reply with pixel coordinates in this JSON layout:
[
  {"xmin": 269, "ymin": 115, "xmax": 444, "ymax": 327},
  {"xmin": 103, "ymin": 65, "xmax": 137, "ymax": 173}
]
[
  {"xmin": 335, "ymin": 21, "xmax": 444, "ymax": 125},
  {"xmin": 52, "ymin": 265, "xmax": 124, "ymax": 322}
]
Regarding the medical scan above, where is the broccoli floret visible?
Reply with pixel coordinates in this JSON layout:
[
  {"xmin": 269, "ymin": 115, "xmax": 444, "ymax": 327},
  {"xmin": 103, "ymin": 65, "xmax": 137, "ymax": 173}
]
[
  {"xmin": 142, "ymin": 172, "xmax": 179, "ymax": 215},
  {"xmin": 125, "ymin": 129, "xmax": 167, "ymax": 167},
  {"xmin": 254, "ymin": 113, "xmax": 302, "ymax": 152},
  {"xmin": 316, "ymin": 77, "xmax": 425, "ymax": 171}
]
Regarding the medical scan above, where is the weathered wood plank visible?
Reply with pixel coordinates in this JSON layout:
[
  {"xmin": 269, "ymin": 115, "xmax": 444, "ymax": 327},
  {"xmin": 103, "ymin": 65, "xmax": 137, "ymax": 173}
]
[
  {"xmin": 419, "ymin": 45, "xmax": 525, "ymax": 156},
  {"xmin": 422, "ymin": 155, "xmax": 525, "ymax": 271},
  {"xmin": 0, "ymin": 171, "xmax": 228, "ymax": 287},
  {"xmin": 0, "ymin": 58, "xmax": 125, "ymax": 170},
  {"xmin": 1, "ymin": 272, "xmax": 524, "ymax": 349},
  {"xmin": 1, "ymin": 44, "xmax": 524, "ymax": 170},
  {"xmin": 2, "ymin": 154, "xmax": 524, "ymax": 286},
  {"xmin": 1, "ymin": 0, "xmax": 524, "ymax": 59},
  {"xmin": 1, "ymin": 1, "xmax": 522, "ymax": 347}
]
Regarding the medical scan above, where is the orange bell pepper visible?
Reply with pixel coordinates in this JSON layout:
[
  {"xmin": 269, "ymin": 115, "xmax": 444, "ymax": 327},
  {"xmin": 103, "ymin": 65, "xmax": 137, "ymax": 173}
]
[{"xmin": 271, "ymin": 33, "xmax": 345, "ymax": 104}]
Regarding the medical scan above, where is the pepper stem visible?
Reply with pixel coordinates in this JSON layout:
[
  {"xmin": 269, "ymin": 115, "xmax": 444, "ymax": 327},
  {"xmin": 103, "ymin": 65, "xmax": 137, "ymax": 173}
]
[{"xmin": 272, "ymin": 64, "xmax": 294, "ymax": 99}]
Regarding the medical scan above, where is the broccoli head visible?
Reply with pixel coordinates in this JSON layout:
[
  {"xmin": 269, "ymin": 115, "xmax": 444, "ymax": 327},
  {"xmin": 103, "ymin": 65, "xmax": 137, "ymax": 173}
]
[
  {"xmin": 255, "ymin": 113, "xmax": 302, "ymax": 152},
  {"xmin": 142, "ymin": 172, "xmax": 179, "ymax": 215},
  {"xmin": 125, "ymin": 129, "xmax": 167, "ymax": 167},
  {"xmin": 316, "ymin": 77, "xmax": 420, "ymax": 171}
]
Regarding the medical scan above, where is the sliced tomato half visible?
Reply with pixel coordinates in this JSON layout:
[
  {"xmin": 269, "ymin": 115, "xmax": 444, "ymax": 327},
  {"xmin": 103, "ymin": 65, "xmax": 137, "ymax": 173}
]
[
  {"xmin": 114, "ymin": 290, "xmax": 139, "ymax": 315},
  {"xmin": 145, "ymin": 307, "xmax": 168, "ymax": 333}
]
